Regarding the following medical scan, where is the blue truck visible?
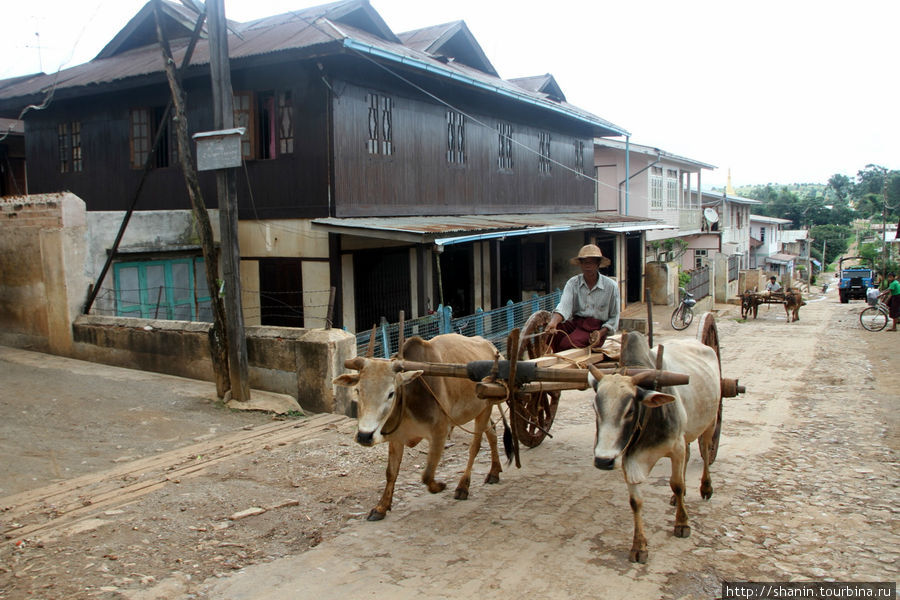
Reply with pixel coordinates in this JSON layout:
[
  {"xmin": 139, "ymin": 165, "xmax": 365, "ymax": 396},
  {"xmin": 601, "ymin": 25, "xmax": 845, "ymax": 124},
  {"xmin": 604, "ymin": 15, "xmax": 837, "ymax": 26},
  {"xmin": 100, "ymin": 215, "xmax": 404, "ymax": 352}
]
[{"xmin": 837, "ymin": 256, "xmax": 876, "ymax": 303}]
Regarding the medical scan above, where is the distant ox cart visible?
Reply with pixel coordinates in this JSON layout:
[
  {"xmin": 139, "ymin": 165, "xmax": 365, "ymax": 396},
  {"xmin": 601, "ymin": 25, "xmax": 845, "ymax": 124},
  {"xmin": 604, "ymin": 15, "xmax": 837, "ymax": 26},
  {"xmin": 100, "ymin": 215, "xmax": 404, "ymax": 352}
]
[{"xmin": 739, "ymin": 289, "xmax": 805, "ymax": 323}]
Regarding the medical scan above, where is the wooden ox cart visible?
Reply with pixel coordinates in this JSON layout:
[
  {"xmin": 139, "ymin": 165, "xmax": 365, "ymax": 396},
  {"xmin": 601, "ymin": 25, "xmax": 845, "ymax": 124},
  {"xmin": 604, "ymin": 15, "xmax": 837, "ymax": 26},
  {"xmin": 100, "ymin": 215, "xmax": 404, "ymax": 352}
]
[
  {"xmin": 739, "ymin": 289, "xmax": 804, "ymax": 322},
  {"xmin": 389, "ymin": 310, "xmax": 744, "ymax": 467}
]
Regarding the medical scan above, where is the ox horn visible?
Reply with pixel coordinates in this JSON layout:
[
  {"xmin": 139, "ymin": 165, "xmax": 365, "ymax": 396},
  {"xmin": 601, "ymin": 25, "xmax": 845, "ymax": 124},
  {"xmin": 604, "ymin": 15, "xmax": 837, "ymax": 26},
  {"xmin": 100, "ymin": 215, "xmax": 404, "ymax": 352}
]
[
  {"xmin": 344, "ymin": 356, "xmax": 366, "ymax": 371},
  {"xmin": 366, "ymin": 324, "xmax": 377, "ymax": 358}
]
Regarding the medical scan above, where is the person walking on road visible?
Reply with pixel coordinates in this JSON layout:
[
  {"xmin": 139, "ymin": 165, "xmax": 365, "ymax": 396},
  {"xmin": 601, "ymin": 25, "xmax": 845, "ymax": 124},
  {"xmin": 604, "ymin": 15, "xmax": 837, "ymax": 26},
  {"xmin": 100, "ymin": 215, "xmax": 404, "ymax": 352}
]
[
  {"xmin": 879, "ymin": 272, "xmax": 900, "ymax": 331},
  {"xmin": 546, "ymin": 244, "xmax": 620, "ymax": 351}
]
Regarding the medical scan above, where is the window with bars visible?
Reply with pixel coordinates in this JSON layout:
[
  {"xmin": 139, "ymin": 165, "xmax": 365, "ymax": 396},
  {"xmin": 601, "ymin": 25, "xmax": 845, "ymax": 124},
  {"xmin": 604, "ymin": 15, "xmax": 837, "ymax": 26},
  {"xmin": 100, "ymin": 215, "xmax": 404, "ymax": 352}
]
[
  {"xmin": 649, "ymin": 166, "xmax": 663, "ymax": 209},
  {"xmin": 666, "ymin": 168, "xmax": 678, "ymax": 209},
  {"xmin": 57, "ymin": 121, "xmax": 83, "ymax": 173},
  {"xmin": 129, "ymin": 108, "xmax": 176, "ymax": 169},
  {"xmin": 497, "ymin": 122, "xmax": 513, "ymax": 170},
  {"xmin": 538, "ymin": 131, "xmax": 551, "ymax": 174},
  {"xmin": 366, "ymin": 92, "xmax": 393, "ymax": 155},
  {"xmin": 58, "ymin": 123, "xmax": 70, "ymax": 173},
  {"xmin": 446, "ymin": 110, "xmax": 466, "ymax": 164},
  {"xmin": 575, "ymin": 140, "xmax": 585, "ymax": 176}
]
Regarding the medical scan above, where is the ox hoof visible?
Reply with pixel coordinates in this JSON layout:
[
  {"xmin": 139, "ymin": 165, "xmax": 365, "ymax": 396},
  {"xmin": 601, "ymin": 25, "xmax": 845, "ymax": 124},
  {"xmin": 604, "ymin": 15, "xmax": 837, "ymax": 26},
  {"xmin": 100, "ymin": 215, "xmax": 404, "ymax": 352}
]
[
  {"xmin": 629, "ymin": 549, "xmax": 648, "ymax": 564},
  {"xmin": 669, "ymin": 494, "xmax": 677, "ymax": 506},
  {"xmin": 701, "ymin": 485, "xmax": 714, "ymax": 500},
  {"xmin": 674, "ymin": 524, "xmax": 691, "ymax": 538},
  {"xmin": 426, "ymin": 481, "xmax": 447, "ymax": 494},
  {"xmin": 366, "ymin": 508, "xmax": 387, "ymax": 521},
  {"xmin": 454, "ymin": 488, "xmax": 469, "ymax": 500},
  {"xmin": 484, "ymin": 472, "xmax": 500, "ymax": 485}
]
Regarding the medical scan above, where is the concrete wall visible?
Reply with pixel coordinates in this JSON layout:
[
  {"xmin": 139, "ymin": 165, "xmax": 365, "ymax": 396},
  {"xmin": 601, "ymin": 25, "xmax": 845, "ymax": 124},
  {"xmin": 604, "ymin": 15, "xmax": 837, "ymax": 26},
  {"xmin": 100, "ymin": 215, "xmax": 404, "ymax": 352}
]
[
  {"xmin": 645, "ymin": 261, "xmax": 679, "ymax": 305},
  {"xmin": 72, "ymin": 315, "xmax": 356, "ymax": 415},
  {"xmin": 0, "ymin": 193, "xmax": 89, "ymax": 354}
]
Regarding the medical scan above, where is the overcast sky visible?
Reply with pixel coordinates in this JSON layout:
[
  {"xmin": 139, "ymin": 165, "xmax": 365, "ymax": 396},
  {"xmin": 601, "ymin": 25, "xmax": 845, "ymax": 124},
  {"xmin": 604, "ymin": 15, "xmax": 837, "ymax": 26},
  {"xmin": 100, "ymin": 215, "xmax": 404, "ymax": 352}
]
[{"xmin": 3, "ymin": 0, "xmax": 897, "ymax": 188}]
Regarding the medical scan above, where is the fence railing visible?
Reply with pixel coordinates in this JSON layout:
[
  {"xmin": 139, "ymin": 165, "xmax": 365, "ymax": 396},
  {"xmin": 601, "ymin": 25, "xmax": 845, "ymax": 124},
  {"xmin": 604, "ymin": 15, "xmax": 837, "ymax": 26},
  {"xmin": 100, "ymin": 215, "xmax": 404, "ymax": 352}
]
[
  {"xmin": 684, "ymin": 265, "xmax": 710, "ymax": 300},
  {"xmin": 355, "ymin": 290, "xmax": 563, "ymax": 358}
]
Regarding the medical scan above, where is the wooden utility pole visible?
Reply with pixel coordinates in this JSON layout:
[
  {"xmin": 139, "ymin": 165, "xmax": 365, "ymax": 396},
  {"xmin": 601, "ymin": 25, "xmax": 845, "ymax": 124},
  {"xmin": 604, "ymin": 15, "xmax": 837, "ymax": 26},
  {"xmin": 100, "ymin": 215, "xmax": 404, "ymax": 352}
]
[
  {"xmin": 207, "ymin": 0, "xmax": 251, "ymax": 401},
  {"xmin": 152, "ymin": 1, "xmax": 231, "ymax": 397}
]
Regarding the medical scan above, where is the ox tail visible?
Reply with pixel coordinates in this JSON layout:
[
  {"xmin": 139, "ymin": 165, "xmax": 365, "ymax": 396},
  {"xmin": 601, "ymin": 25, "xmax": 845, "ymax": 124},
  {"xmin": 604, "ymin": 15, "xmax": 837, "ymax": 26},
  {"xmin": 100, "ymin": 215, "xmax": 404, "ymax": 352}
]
[{"xmin": 499, "ymin": 411, "xmax": 514, "ymax": 464}]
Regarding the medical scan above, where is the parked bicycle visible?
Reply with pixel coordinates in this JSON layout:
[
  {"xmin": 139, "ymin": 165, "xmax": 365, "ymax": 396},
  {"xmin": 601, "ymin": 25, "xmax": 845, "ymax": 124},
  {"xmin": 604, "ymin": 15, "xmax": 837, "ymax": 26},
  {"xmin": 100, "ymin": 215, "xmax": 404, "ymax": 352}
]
[
  {"xmin": 859, "ymin": 299, "xmax": 890, "ymax": 331},
  {"xmin": 671, "ymin": 287, "xmax": 697, "ymax": 330}
]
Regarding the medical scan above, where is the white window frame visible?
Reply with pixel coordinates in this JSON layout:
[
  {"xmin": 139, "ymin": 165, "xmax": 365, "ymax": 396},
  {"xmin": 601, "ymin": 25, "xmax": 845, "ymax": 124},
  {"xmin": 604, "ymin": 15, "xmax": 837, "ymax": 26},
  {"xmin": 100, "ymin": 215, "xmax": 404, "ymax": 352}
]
[
  {"xmin": 649, "ymin": 166, "xmax": 663, "ymax": 210},
  {"xmin": 665, "ymin": 168, "xmax": 678, "ymax": 209}
]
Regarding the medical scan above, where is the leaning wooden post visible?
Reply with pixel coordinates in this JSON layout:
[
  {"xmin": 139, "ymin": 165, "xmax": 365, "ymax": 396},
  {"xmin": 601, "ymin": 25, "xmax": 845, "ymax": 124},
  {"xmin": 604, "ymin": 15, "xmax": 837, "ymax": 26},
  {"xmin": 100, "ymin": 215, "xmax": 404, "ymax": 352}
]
[{"xmin": 645, "ymin": 287, "xmax": 654, "ymax": 347}]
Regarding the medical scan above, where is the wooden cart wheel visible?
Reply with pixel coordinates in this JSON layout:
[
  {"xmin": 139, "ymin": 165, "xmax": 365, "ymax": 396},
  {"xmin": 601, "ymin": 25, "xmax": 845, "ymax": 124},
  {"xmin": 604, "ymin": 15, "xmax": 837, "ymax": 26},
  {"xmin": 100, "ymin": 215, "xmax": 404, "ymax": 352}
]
[
  {"xmin": 510, "ymin": 310, "xmax": 560, "ymax": 448},
  {"xmin": 697, "ymin": 312, "xmax": 724, "ymax": 464}
]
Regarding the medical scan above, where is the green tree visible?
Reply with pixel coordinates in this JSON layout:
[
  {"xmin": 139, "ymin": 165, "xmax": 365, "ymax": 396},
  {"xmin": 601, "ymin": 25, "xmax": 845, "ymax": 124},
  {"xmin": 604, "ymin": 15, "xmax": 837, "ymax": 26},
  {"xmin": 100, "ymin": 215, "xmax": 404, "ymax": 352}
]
[{"xmin": 809, "ymin": 224, "xmax": 852, "ymax": 268}]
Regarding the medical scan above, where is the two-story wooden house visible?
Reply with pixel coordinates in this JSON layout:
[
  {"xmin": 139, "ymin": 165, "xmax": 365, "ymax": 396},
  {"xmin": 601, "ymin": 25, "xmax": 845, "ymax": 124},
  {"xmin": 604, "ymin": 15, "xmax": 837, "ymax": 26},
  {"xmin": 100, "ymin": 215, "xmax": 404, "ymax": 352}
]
[{"xmin": 0, "ymin": 0, "xmax": 663, "ymax": 332}]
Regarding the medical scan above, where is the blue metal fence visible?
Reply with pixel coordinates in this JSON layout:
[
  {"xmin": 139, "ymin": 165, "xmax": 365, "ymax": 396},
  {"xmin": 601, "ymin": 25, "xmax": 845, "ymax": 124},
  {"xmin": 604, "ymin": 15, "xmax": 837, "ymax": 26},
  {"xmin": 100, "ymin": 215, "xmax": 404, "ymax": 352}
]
[{"xmin": 354, "ymin": 290, "xmax": 562, "ymax": 358}]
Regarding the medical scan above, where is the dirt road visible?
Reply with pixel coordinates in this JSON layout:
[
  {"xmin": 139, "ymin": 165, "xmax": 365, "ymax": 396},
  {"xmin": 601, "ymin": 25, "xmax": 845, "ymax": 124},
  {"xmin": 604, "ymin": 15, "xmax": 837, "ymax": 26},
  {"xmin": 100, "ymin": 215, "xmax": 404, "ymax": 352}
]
[{"xmin": 2, "ymin": 284, "xmax": 898, "ymax": 599}]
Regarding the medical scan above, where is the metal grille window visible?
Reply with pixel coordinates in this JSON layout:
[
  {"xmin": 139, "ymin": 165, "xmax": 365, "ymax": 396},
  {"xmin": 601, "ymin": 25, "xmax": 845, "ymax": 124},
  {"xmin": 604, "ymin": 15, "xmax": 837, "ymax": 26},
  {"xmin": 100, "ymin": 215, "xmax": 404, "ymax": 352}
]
[
  {"xmin": 539, "ymin": 131, "xmax": 551, "ymax": 174},
  {"xmin": 574, "ymin": 140, "xmax": 585, "ymax": 176},
  {"xmin": 278, "ymin": 91, "xmax": 293, "ymax": 155},
  {"xmin": 366, "ymin": 93, "xmax": 394, "ymax": 155},
  {"xmin": 760, "ymin": 227, "xmax": 766, "ymax": 243},
  {"xmin": 649, "ymin": 166, "xmax": 663, "ymax": 209},
  {"xmin": 666, "ymin": 168, "xmax": 678, "ymax": 209},
  {"xmin": 446, "ymin": 110, "xmax": 466, "ymax": 164},
  {"xmin": 71, "ymin": 121, "xmax": 82, "ymax": 172},
  {"xmin": 497, "ymin": 122, "xmax": 512, "ymax": 170},
  {"xmin": 57, "ymin": 123, "xmax": 70, "ymax": 173}
]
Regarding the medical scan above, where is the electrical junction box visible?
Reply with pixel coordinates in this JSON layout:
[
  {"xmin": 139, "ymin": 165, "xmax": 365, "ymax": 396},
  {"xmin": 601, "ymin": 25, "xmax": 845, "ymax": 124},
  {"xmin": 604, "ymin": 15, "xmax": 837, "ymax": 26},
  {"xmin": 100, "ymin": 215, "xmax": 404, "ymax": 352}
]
[{"xmin": 192, "ymin": 128, "xmax": 246, "ymax": 171}]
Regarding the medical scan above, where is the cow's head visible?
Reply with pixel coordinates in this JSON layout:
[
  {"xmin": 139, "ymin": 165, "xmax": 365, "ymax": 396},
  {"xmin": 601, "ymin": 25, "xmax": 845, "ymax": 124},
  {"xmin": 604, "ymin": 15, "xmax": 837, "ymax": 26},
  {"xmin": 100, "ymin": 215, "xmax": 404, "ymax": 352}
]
[
  {"xmin": 334, "ymin": 357, "xmax": 423, "ymax": 446},
  {"xmin": 587, "ymin": 366, "xmax": 676, "ymax": 470}
]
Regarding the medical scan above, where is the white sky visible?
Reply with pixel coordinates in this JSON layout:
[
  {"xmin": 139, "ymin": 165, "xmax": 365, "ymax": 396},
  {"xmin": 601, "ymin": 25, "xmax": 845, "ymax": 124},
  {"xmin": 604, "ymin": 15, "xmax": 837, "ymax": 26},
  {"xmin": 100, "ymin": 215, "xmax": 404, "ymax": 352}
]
[{"xmin": 2, "ymin": 0, "xmax": 897, "ymax": 188}]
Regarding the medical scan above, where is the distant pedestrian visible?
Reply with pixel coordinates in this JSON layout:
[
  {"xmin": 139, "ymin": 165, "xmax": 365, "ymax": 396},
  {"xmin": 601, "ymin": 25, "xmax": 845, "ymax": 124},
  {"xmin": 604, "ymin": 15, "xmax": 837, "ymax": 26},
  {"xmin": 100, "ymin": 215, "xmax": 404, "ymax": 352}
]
[{"xmin": 879, "ymin": 272, "xmax": 900, "ymax": 331}]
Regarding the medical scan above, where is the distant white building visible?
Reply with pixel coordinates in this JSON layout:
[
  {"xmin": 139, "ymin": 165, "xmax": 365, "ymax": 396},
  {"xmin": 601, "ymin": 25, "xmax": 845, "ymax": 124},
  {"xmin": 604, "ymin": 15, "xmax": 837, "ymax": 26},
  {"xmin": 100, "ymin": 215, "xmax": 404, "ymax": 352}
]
[{"xmin": 750, "ymin": 214, "xmax": 793, "ymax": 273}]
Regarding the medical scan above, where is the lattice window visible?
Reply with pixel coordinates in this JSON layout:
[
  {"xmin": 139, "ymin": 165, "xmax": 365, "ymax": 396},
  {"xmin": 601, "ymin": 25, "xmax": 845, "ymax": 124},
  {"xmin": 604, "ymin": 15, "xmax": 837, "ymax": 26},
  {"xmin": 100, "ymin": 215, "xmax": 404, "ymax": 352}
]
[
  {"xmin": 539, "ymin": 131, "xmax": 551, "ymax": 174},
  {"xmin": 278, "ymin": 91, "xmax": 293, "ymax": 155},
  {"xmin": 497, "ymin": 122, "xmax": 513, "ymax": 170},
  {"xmin": 650, "ymin": 166, "xmax": 663, "ymax": 209},
  {"xmin": 130, "ymin": 109, "xmax": 150, "ymax": 169},
  {"xmin": 575, "ymin": 140, "xmax": 585, "ymax": 176},
  {"xmin": 694, "ymin": 249, "xmax": 708, "ymax": 269},
  {"xmin": 233, "ymin": 91, "xmax": 254, "ymax": 159},
  {"xmin": 366, "ymin": 93, "xmax": 394, "ymax": 155},
  {"xmin": 70, "ymin": 121, "xmax": 82, "ymax": 172},
  {"xmin": 58, "ymin": 122, "xmax": 70, "ymax": 173},
  {"xmin": 446, "ymin": 110, "xmax": 466, "ymax": 164},
  {"xmin": 666, "ymin": 168, "xmax": 678, "ymax": 209}
]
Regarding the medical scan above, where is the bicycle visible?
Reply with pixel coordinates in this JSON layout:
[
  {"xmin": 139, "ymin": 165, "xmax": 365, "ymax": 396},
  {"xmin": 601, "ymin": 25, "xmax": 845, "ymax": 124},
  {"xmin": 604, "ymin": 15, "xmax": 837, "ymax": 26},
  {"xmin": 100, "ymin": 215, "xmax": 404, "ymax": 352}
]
[
  {"xmin": 859, "ymin": 299, "xmax": 890, "ymax": 332},
  {"xmin": 671, "ymin": 288, "xmax": 696, "ymax": 330}
]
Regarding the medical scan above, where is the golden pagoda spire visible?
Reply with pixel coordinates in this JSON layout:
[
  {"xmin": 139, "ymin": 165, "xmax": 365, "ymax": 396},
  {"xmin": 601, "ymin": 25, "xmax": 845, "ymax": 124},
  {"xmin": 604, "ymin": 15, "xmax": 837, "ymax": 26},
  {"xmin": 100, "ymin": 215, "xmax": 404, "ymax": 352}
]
[{"xmin": 726, "ymin": 169, "xmax": 736, "ymax": 196}]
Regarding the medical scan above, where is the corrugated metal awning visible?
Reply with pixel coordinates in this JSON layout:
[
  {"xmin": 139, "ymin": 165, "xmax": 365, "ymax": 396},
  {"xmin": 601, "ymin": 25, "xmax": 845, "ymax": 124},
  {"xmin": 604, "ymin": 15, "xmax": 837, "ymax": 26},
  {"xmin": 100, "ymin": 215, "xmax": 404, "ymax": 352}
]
[
  {"xmin": 312, "ymin": 212, "xmax": 664, "ymax": 245},
  {"xmin": 764, "ymin": 253, "xmax": 798, "ymax": 265}
]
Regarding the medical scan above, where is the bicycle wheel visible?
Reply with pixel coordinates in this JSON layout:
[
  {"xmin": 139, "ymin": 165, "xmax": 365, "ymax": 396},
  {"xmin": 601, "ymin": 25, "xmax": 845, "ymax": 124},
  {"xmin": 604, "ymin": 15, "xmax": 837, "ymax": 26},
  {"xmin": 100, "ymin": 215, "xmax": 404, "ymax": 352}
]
[
  {"xmin": 671, "ymin": 305, "xmax": 693, "ymax": 330},
  {"xmin": 859, "ymin": 306, "xmax": 888, "ymax": 331}
]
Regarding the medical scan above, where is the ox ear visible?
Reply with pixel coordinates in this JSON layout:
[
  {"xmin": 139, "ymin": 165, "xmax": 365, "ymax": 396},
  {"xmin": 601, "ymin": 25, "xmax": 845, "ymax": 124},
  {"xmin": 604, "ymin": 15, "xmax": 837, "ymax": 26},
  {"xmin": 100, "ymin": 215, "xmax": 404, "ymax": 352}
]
[
  {"xmin": 333, "ymin": 373, "xmax": 360, "ymax": 387},
  {"xmin": 636, "ymin": 387, "xmax": 676, "ymax": 408},
  {"xmin": 396, "ymin": 369, "xmax": 424, "ymax": 385}
]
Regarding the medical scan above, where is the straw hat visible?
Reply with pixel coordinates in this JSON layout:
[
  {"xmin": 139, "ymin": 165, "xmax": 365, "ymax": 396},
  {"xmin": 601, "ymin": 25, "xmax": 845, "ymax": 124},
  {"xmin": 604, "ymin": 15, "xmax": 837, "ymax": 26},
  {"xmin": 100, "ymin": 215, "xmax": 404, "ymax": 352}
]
[{"xmin": 570, "ymin": 244, "xmax": 611, "ymax": 267}]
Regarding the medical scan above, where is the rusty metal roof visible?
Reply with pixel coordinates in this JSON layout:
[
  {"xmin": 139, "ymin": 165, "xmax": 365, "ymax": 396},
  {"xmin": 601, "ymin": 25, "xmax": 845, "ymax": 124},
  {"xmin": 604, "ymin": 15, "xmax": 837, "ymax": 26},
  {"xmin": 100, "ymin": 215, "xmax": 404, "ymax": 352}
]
[
  {"xmin": 312, "ymin": 212, "xmax": 664, "ymax": 244},
  {"xmin": 0, "ymin": 0, "xmax": 627, "ymax": 136}
]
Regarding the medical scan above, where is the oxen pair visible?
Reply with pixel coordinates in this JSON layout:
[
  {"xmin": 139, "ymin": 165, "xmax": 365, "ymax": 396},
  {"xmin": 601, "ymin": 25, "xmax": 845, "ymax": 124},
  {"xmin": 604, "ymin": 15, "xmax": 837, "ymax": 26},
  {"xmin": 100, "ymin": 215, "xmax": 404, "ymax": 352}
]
[{"xmin": 336, "ymin": 330, "xmax": 721, "ymax": 564}]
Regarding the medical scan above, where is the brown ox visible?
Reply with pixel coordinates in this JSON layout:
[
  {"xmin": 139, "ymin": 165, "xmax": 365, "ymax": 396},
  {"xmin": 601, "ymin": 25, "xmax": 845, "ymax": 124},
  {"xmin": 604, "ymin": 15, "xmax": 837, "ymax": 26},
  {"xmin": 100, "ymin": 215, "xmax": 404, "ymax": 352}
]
[
  {"xmin": 333, "ymin": 333, "xmax": 502, "ymax": 520},
  {"xmin": 588, "ymin": 332, "xmax": 720, "ymax": 563},
  {"xmin": 783, "ymin": 289, "xmax": 805, "ymax": 323}
]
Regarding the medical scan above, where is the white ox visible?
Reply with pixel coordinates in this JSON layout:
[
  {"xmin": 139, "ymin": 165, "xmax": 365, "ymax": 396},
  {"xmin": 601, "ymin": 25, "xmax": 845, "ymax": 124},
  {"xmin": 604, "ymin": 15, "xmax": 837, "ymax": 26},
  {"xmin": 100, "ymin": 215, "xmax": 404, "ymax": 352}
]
[
  {"xmin": 588, "ymin": 331, "xmax": 721, "ymax": 563},
  {"xmin": 333, "ymin": 333, "xmax": 502, "ymax": 520}
]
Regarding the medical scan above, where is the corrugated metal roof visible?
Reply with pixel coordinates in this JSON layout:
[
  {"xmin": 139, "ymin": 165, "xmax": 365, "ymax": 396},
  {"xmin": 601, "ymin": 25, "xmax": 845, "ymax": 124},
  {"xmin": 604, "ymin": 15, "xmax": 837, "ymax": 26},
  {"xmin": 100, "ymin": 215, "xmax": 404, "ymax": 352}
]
[
  {"xmin": 312, "ymin": 212, "xmax": 661, "ymax": 243},
  {"xmin": 765, "ymin": 253, "xmax": 798, "ymax": 264},
  {"xmin": 0, "ymin": 0, "xmax": 626, "ymax": 136},
  {"xmin": 597, "ymin": 138, "xmax": 716, "ymax": 171}
]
